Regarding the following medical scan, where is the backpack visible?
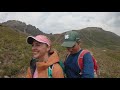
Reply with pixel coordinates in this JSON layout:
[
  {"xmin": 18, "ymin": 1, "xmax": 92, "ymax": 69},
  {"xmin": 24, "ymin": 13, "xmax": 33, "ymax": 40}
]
[
  {"xmin": 48, "ymin": 60, "xmax": 66, "ymax": 78},
  {"xmin": 78, "ymin": 50, "xmax": 99, "ymax": 78}
]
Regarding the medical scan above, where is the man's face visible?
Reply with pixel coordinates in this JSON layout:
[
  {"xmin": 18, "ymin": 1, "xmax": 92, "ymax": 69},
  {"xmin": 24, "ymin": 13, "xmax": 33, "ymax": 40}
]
[{"xmin": 66, "ymin": 42, "xmax": 80, "ymax": 54}]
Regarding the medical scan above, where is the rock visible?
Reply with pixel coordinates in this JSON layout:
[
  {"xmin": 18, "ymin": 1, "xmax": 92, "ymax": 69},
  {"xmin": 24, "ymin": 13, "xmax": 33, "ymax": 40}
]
[{"xmin": 4, "ymin": 76, "xmax": 10, "ymax": 78}]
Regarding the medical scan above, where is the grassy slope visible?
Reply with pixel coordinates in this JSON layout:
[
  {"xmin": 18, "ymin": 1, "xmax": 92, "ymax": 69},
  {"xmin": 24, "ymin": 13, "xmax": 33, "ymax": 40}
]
[
  {"xmin": 0, "ymin": 26, "xmax": 31, "ymax": 77},
  {"xmin": 89, "ymin": 47, "xmax": 120, "ymax": 78}
]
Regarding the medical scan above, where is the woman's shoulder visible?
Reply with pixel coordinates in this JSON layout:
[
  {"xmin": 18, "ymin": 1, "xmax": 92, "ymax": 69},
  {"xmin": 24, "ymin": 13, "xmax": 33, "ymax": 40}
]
[{"xmin": 52, "ymin": 62, "xmax": 64, "ymax": 78}]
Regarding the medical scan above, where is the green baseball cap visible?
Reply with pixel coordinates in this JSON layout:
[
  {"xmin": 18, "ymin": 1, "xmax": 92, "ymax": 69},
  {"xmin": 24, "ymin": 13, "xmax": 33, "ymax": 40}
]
[{"xmin": 61, "ymin": 31, "xmax": 80, "ymax": 47}]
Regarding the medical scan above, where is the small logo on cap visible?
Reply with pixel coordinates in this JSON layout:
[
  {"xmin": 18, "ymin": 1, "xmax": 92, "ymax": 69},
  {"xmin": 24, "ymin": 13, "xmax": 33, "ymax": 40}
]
[{"xmin": 65, "ymin": 35, "xmax": 69, "ymax": 39}]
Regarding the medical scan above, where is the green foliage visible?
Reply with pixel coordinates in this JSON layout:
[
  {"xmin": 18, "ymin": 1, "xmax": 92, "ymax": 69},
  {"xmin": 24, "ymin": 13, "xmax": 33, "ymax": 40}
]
[{"xmin": 0, "ymin": 26, "xmax": 31, "ymax": 77}]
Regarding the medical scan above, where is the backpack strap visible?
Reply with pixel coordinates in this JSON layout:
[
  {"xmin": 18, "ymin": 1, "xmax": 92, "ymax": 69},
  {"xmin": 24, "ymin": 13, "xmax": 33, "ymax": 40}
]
[
  {"xmin": 78, "ymin": 50, "xmax": 90, "ymax": 74},
  {"xmin": 92, "ymin": 56, "xmax": 98, "ymax": 71},
  {"xmin": 48, "ymin": 62, "xmax": 61, "ymax": 78},
  {"xmin": 48, "ymin": 64, "xmax": 53, "ymax": 78},
  {"xmin": 30, "ymin": 58, "xmax": 37, "ymax": 78},
  {"xmin": 48, "ymin": 60, "xmax": 65, "ymax": 78},
  {"xmin": 92, "ymin": 56, "xmax": 99, "ymax": 77}
]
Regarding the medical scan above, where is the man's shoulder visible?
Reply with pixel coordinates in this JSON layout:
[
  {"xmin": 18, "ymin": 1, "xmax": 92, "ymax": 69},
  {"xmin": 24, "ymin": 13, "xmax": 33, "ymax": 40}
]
[{"xmin": 79, "ymin": 49, "xmax": 92, "ymax": 59}]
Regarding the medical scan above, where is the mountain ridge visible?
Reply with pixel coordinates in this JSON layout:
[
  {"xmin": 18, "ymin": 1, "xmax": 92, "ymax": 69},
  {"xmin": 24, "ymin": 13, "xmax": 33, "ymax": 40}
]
[{"xmin": 1, "ymin": 20, "xmax": 45, "ymax": 36}]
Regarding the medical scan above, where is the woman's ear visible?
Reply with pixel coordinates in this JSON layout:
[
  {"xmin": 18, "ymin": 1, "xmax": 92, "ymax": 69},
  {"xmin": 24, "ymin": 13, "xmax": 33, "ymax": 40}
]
[
  {"xmin": 48, "ymin": 48, "xmax": 54, "ymax": 55},
  {"xmin": 47, "ymin": 45, "xmax": 50, "ymax": 51}
]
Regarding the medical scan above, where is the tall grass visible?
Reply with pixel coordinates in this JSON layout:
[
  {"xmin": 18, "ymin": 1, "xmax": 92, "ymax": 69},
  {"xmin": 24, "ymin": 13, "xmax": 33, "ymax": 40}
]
[{"xmin": 0, "ymin": 26, "xmax": 31, "ymax": 77}]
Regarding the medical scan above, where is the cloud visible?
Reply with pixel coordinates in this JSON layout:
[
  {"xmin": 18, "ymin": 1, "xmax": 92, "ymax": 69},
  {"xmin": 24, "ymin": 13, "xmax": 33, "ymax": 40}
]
[
  {"xmin": 106, "ymin": 12, "xmax": 120, "ymax": 27},
  {"xmin": 99, "ymin": 12, "xmax": 120, "ymax": 36},
  {"xmin": 0, "ymin": 12, "xmax": 9, "ymax": 22},
  {"xmin": 0, "ymin": 12, "xmax": 120, "ymax": 36}
]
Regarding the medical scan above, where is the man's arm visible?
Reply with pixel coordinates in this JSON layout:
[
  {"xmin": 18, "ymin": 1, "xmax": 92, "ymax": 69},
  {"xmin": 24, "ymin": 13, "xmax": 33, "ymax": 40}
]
[{"xmin": 81, "ymin": 52, "xmax": 94, "ymax": 78}]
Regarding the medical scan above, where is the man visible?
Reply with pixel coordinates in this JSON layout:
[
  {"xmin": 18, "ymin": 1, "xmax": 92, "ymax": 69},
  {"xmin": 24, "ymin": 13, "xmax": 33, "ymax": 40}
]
[{"xmin": 61, "ymin": 31, "xmax": 94, "ymax": 78}]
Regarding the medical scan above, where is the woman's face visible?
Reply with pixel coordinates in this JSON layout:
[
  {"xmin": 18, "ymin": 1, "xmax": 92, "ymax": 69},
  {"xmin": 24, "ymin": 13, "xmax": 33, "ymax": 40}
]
[{"xmin": 32, "ymin": 41, "xmax": 50, "ymax": 59}]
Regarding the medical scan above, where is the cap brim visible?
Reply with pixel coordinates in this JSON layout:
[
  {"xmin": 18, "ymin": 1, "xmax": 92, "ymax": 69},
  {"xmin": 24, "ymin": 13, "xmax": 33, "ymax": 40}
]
[
  {"xmin": 61, "ymin": 41, "xmax": 76, "ymax": 47},
  {"xmin": 27, "ymin": 36, "xmax": 36, "ymax": 44}
]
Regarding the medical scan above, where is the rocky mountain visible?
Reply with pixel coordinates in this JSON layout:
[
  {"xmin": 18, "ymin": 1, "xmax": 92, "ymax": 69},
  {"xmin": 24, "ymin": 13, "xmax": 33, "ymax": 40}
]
[{"xmin": 1, "ymin": 20, "xmax": 45, "ymax": 36}]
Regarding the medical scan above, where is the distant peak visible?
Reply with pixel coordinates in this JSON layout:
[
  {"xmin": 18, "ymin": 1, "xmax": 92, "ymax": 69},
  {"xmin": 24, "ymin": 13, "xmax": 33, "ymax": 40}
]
[{"xmin": 81, "ymin": 27, "xmax": 105, "ymax": 32}]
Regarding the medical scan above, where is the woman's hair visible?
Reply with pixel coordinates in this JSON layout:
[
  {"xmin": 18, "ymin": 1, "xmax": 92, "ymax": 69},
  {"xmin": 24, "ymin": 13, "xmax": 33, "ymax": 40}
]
[{"xmin": 48, "ymin": 48, "xmax": 54, "ymax": 56}]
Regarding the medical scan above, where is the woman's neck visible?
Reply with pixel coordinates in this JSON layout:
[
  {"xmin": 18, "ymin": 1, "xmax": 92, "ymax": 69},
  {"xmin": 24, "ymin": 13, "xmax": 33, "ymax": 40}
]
[{"xmin": 38, "ymin": 54, "xmax": 49, "ymax": 62}]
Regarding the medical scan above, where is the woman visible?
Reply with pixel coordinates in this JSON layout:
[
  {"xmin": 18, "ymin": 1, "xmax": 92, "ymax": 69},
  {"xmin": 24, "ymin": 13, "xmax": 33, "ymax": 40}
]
[{"xmin": 26, "ymin": 35, "xmax": 64, "ymax": 78}]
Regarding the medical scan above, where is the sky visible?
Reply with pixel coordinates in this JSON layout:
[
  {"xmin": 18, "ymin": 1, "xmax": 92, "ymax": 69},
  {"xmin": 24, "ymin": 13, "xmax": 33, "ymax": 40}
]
[{"xmin": 0, "ymin": 12, "xmax": 120, "ymax": 36}]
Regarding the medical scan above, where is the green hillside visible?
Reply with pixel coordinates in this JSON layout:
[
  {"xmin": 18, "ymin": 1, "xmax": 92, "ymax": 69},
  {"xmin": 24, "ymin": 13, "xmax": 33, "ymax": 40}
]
[
  {"xmin": 0, "ymin": 25, "xmax": 31, "ymax": 77},
  {"xmin": 79, "ymin": 27, "xmax": 120, "ymax": 50},
  {"xmin": 0, "ymin": 25, "xmax": 120, "ymax": 78}
]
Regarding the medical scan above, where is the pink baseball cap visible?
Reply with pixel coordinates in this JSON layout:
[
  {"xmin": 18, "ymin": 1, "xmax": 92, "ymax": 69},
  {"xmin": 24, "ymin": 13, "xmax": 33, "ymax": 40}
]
[{"xmin": 27, "ymin": 35, "xmax": 51, "ymax": 46}]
